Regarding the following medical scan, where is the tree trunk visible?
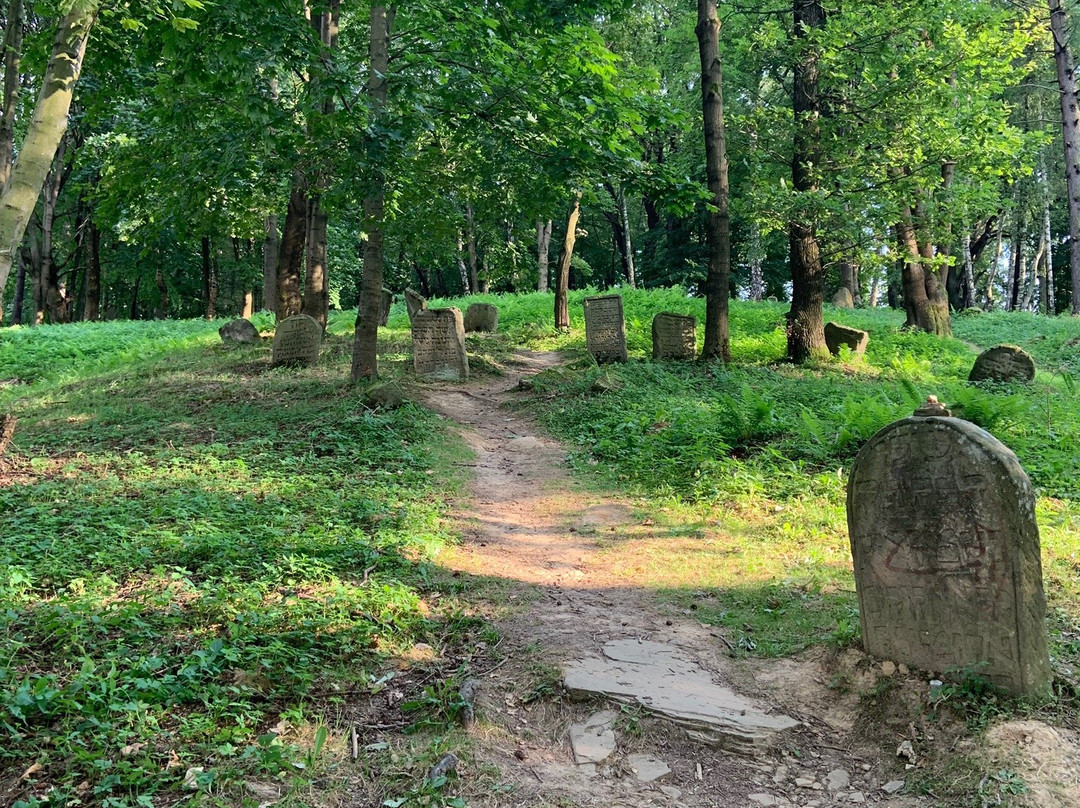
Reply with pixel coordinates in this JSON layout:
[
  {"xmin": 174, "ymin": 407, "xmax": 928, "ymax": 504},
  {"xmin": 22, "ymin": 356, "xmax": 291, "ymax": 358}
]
[
  {"xmin": 1044, "ymin": 191, "xmax": 1056, "ymax": 314},
  {"xmin": 786, "ymin": 0, "xmax": 828, "ymax": 362},
  {"xmin": 697, "ymin": 0, "xmax": 731, "ymax": 361},
  {"xmin": 201, "ymin": 236, "xmax": 217, "ymax": 319},
  {"xmin": 748, "ymin": 220, "xmax": 764, "ymax": 302},
  {"xmin": 11, "ymin": 249, "xmax": 24, "ymax": 323},
  {"xmin": 465, "ymin": 201, "xmax": 479, "ymax": 293},
  {"xmin": 84, "ymin": 217, "xmax": 99, "ymax": 320},
  {"xmin": 155, "ymin": 265, "xmax": 168, "ymax": 318},
  {"xmin": 868, "ymin": 270, "xmax": 881, "ymax": 308},
  {"xmin": 1010, "ymin": 207, "xmax": 1025, "ymax": 311},
  {"xmin": 302, "ymin": 195, "xmax": 329, "ymax": 327},
  {"xmin": 554, "ymin": 192, "xmax": 582, "ymax": 330},
  {"xmin": 1050, "ymin": 0, "xmax": 1080, "ymax": 314},
  {"xmin": 129, "ymin": 271, "xmax": 141, "ymax": 320},
  {"xmin": 0, "ymin": 0, "xmax": 22, "ymax": 189},
  {"xmin": 986, "ymin": 217, "xmax": 1004, "ymax": 309},
  {"xmin": 276, "ymin": 176, "xmax": 307, "ymax": 319},
  {"xmin": 261, "ymin": 214, "xmax": 278, "ymax": 312},
  {"xmin": 350, "ymin": 5, "xmax": 393, "ymax": 380},
  {"xmin": 962, "ymin": 233, "xmax": 977, "ymax": 312},
  {"xmin": 537, "ymin": 218, "xmax": 552, "ymax": 292},
  {"xmin": 41, "ymin": 136, "xmax": 68, "ymax": 323},
  {"xmin": 897, "ymin": 204, "xmax": 950, "ymax": 335},
  {"xmin": 0, "ymin": 1, "xmax": 97, "ymax": 300}
]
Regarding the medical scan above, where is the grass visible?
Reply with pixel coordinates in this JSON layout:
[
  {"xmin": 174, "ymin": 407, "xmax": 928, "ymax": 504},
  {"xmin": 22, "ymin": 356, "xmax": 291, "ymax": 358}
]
[{"xmin": 0, "ymin": 312, "xmax": 488, "ymax": 808}]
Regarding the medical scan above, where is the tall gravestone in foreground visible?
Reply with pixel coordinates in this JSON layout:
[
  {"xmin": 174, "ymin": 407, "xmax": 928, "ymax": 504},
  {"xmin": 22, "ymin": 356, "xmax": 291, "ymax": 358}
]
[
  {"xmin": 412, "ymin": 308, "xmax": 469, "ymax": 380},
  {"xmin": 652, "ymin": 312, "xmax": 696, "ymax": 360},
  {"xmin": 848, "ymin": 397, "xmax": 1051, "ymax": 696},
  {"xmin": 272, "ymin": 314, "xmax": 322, "ymax": 367},
  {"xmin": 583, "ymin": 295, "xmax": 628, "ymax": 363}
]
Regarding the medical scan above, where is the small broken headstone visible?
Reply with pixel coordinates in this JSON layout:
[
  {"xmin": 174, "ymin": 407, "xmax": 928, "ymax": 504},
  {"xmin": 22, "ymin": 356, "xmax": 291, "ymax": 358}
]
[
  {"xmin": 968, "ymin": 344, "xmax": 1035, "ymax": 384},
  {"xmin": 405, "ymin": 288, "xmax": 427, "ymax": 323},
  {"xmin": 824, "ymin": 321, "xmax": 868, "ymax": 356},
  {"xmin": 463, "ymin": 303, "xmax": 498, "ymax": 333},
  {"xmin": 651, "ymin": 312, "xmax": 696, "ymax": 360},
  {"xmin": 218, "ymin": 318, "xmax": 260, "ymax": 345},
  {"xmin": 271, "ymin": 314, "xmax": 322, "ymax": 367},
  {"xmin": 583, "ymin": 295, "xmax": 628, "ymax": 364},
  {"xmin": 379, "ymin": 288, "xmax": 394, "ymax": 326},
  {"xmin": 832, "ymin": 287, "xmax": 855, "ymax": 308},
  {"xmin": 412, "ymin": 308, "xmax": 469, "ymax": 380},
  {"xmin": 848, "ymin": 403, "xmax": 1052, "ymax": 696}
]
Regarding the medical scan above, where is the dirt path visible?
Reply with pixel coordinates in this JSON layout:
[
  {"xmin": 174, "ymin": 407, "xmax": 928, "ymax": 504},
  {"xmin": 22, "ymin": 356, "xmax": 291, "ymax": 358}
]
[{"xmin": 417, "ymin": 352, "xmax": 934, "ymax": 808}]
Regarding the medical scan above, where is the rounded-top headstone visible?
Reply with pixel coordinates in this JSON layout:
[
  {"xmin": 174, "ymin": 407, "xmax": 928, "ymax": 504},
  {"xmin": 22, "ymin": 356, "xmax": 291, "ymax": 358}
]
[
  {"xmin": 969, "ymin": 345, "xmax": 1035, "ymax": 384},
  {"xmin": 847, "ymin": 407, "xmax": 1050, "ymax": 696},
  {"xmin": 219, "ymin": 318, "xmax": 260, "ymax": 345},
  {"xmin": 463, "ymin": 303, "xmax": 499, "ymax": 333},
  {"xmin": 832, "ymin": 287, "xmax": 855, "ymax": 309},
  {"xmin": 271, "ymin": 314, "xmax": 322, "ymax": 367}
]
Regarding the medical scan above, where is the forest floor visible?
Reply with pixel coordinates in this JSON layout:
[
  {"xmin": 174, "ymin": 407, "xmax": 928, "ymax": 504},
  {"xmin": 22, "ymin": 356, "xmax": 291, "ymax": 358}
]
[{"xmin": 401, "ymin": 349, "xmax": 1077, "ymax": 808}]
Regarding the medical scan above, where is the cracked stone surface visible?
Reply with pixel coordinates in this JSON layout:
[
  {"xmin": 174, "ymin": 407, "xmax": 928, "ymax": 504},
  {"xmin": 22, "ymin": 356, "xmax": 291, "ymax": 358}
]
[
  {"xmin": 563, "ymin": 639, "xmax": 799, "ymax": 752},
  {"xmin": 626, "ymin": 754, "xmax": 671, "ymax": 782}
]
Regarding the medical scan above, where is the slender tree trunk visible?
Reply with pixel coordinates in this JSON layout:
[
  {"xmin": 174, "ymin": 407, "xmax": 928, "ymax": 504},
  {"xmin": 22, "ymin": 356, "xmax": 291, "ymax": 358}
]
[
  {"xmin": 465, "ymin": 201, "xmax": 479, "ymax": 293},
  {"xmin": 786, "ymin": 0, "xmax": 828, "ymax": 362},
  {"xmin": 302, "ymin": 196, "xmax": 329, "ymax": 327},
  {"xmin": 748, "ymin": 219, "xmax": 764, "ymax": 302},
  {"xmin": 262, "ymin": 214, "xmax": 278, "ymax": 312},
  {"xmin": 129, "ymin": 272, "xmax": 141, "ymax": 320},
  {"xmin": 697, "ymin": 0, "xmax": 731, "ymax": 361},
  {"xmin": 868, "ymin": 270, "xmax": 881, "ymax": 308},
  {"xmin": 155, "ymin": 266, "xmax": 168, "ymax": 318},
  {"xmin": 41, "ymin": 137, "xmax": 67, "ymax": 323},
  {"xmin": 11, "ymin": 249, "xmax": 23, "ymax": 323},
  {"xmin": 1010, "ymin": 207, "xmax": 1025, "ymax": 312},
  {"xmin": 1045, "ymin": 192, "xmax": 1057, "ymax": 314},
  {"xmin": 986, "ymin": 216, "xmax": 1004, "ymax": 309},
  {"xmin": 84, "ymin": 217, "xmax": 99, "ymax": 320},
  {"xmin": 276, "ymin": 176, "xmax": 307, "ymax": 319},
  {"xmin": 1050, "ymin": 0, "xmax": 1080, "ymax": 314},
  {"xmin": 537, "ymin": 218, "xmax": 552, "ymax": 292},
  {"xmin": 201, "ymin": 236, "xmax": 217, "ymax": 319},
  {"xmin": 0, "ymin": 0, "xmax": 22, "ymax": 189},
  {"xmin": 617, "ymin": 186, "xmax": 635, "ymax": 288},
  {"xmin": 456, "ymin": 231, "xmax": 470, "ymax": 293},
  {"xmin": 554, "ymin": 192, "xmax": 582, "ymax": 330},
  {"xmin": 962, "ymin": 233, "xmax": 977, "ymax": 311},
  {"xmin": 350, "ymin": 5, "xmax": 393, "ymax": 380},
  {"xmin": 0, "ymin": 1, "xmax": 97, "ymax": 301}
]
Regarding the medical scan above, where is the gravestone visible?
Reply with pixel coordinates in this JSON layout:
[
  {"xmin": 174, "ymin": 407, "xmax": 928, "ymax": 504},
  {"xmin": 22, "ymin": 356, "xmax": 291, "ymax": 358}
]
[
  {"xmin": 271, "ymin": 314, "xmax": 322, "ymax": 367},
  {"xmin": 651, "ymin": 312, "xmax": 696, "ymax": 360},
  {"xmin": 969, "ymin": 345, "xmax": 1035, "ymax": 384},
  {"xmin": 847, "ymin": 400, "xmax": 1051, "ymax": 696},
  {"xmin": 583, "ymin": 295, "xmax": 628, "ymax": 364},
  {"xmin": 218, "ymin": 318, "xmax": 260, "ymax": 345},
  {"xmin": 405, "ymin": 289, "xmax": 427, "ymax": 323},
  {"xmin": 464, "ymin": 303, "xmax": 499, "ymax": 333},
  {"xmin": 379, "ymin": 288, "xmax": 394, "ymax": 326},
  {"xmin": 832, "ymin": 287, "xmax": 855, "ymax": 308},
  {"xmin": 824, "ymin": 321, "xmax": 869, "ymax": 356},
  {"xmin": 412, "ymin": 308, "xmax": 469, "ymax": 380}
]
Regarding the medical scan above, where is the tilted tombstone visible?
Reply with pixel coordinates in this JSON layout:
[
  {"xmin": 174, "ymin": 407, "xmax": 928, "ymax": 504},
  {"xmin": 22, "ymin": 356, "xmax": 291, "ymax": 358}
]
[
  {"xmin": 824, "ymin": 321, "xmax": 869, "ymax": 356},
  {"xmin": 651, "ymin": 312, "xmax": 696, "ymax": 360},
  {"xmin": 847, "ymin": 398, "xmax": 1051, "ymax": 697},
  {"xmin": 412, "ymin": 308, "xmax": 469, "ymax": 380},
  {"xmin": 405, "ymin": 288, "xmax": 427, "ymax": 323},
  {"xmin": 379, "ymin": 288, "xmax": 394, "ymax": 326},
  {"xmin": 583, "ymin": 295, "xmax": 628, "ymax": 364},
  {"xmin": 969, "ymin": 345, "xmax": 1036, "ymax": 384},
  {"xmin": 464, "ymin": 303, "xmax": 499, "ymax": 333},
  {"xmin": 218, "ymin": 318, "xmax": 260, "ymax": 345},
  {"xmin": 271, "ymin": 314, "xmax": 322, "ymax": 367}
]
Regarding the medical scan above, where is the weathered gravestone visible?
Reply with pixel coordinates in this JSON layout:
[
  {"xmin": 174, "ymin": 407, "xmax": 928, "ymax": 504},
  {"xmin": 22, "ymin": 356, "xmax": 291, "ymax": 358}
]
[
  {"xmin": 583, "ymin": 295, "xmax": 628, "ymax": 364},
  {"xmin": 271, "ymin": 314, "xmax": 322, "ymax": 367},
  {"xmin": 464, "ymin": 303, "xmax": 499, "ymax": 333},
  {"xmin": 832, "ymin": 287, "xmax": 855, "ymax": 308},
  {"xmin": 824, "ymin": 321, "xmax": 869, "ymax": 356},
  {"xmin": 847, "ymin": 398, "xmax": 1051, "ymax": 696},
  {"xmin": 969, "ymin": 344, "xmax": 1035, "ymax": 384},
  {"xmin": 218, "ymin": 318, "xmax": 260, "ymax": 345},
  {"xmin": 651, "ymin": 312, "xmax": 696, "ymax": 360},
  {"xmin": 405, "ymin": 288, "xmax": 427, "ymax": 323},
  {"xmin": 412, "ymin": 308, "xmax": 469, "ymax": 380},
  {"xmin": 379, "ymin": 288, "xmax": 394, "ymax": 326}
]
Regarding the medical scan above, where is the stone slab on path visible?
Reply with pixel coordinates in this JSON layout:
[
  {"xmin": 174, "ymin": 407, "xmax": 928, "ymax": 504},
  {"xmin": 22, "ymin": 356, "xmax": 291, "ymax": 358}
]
[
  {"xmin": 569, "ymin": 710, "xmax": 617, "ymax": 765},
  {"xmin": 563, "ymin": 639, "xmax": 798, "ymax": 753}
]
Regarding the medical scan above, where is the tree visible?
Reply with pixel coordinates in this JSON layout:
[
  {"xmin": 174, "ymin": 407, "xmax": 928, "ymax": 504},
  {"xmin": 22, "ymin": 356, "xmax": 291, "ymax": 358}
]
[{"xmin": 1050, "ymin": 0, "xmax": 1080, "ymax": 315}]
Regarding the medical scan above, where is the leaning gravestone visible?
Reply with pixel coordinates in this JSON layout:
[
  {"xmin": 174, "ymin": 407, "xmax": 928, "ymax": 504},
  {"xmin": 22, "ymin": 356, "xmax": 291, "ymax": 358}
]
[
  {"xmin": 405, "ymin": 289, "xmax": 427, "ymax": 323},
  {"xmin": 583, "ymin": 295, "xmax": 628, "ymax": 364},
  {"xmin": 379, "ymin": 288, "xmax": 394, "ymax": 326},
  {"xmin": 824, "ymin": 321, "xmax": 869, "ymax": 356},
  {"xmin": 271, "ymin": 314, "xmax": 322, "ymax": 367},
  {"xmin": 412, "ymin": 308, "xmax": 469, "ymax": 380},
  {"xmin": 847, "ymin": 397, "xmax": 1051, "ymax": 696},
  {"xmin": 464, "ymin": 303, "xmax": 499, "ymax": 333},
  {"xmin": 218, "ymin": 318, "xmax": 260, "ymax": 345},
  {"xmin": 969, "ymin": 344, "xmax": 1036, "ymax": 384},
  {"xmin": 652, "ymin": 312, "xmax": 696, "ymax": 360}
]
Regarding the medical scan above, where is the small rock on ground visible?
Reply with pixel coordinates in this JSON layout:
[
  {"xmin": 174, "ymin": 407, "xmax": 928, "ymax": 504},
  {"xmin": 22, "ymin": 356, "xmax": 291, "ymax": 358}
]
[{"xmin": 625, "ymin": 753, "xmax": 671, "ymax": 782}]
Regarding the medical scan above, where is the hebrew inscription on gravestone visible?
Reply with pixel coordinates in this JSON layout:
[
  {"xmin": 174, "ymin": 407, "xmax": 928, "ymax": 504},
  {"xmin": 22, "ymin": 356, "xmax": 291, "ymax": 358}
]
[
  {"xmin": 652, "ymin": 313, "xmax": 696, "ymax": 360},
  {"xmin": 847, "ymin": 406, "xmax": 1051, "ymax": 696},
  {"xmin": 969, "ymin": 344, "xmax": 1035, "ymax": 384},
  {"xmin": 272, "ymin": 314, "xmax": 322, "ymax": 367},
  {"xmin": 584, "ymin": 295, "xmax": 628, "ymax": 364},
  {"xmin": 412, "ymin": 307, "xmax": 469, "ymax": 380}
]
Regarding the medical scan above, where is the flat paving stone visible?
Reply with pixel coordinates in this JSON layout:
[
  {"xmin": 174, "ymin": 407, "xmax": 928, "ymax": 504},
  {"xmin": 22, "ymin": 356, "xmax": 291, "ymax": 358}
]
[
  {"xmin": 569, "ymin": 710, "xmax": 618, "ymax": 765},
  {"xmin": 563, "ymin": 639, "xmax": 798, "ymax": 753},
  {"xmin": 626, "ymin": 753, "xmax": 671, "ymax": 782}
]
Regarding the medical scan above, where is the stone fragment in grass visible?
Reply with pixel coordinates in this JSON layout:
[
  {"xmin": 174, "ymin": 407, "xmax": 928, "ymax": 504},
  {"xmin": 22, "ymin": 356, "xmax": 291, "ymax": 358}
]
[
  {"xmin": 823, "ymin": 321, "xmax": 868, "ymax": 356},
  {"xmin": 218, "ymin": 318, "xmax": 260, "ymax": 344},
  {"xmin": 968, "ymin": 344, "xmax": 1035, "ymax": 383}
]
